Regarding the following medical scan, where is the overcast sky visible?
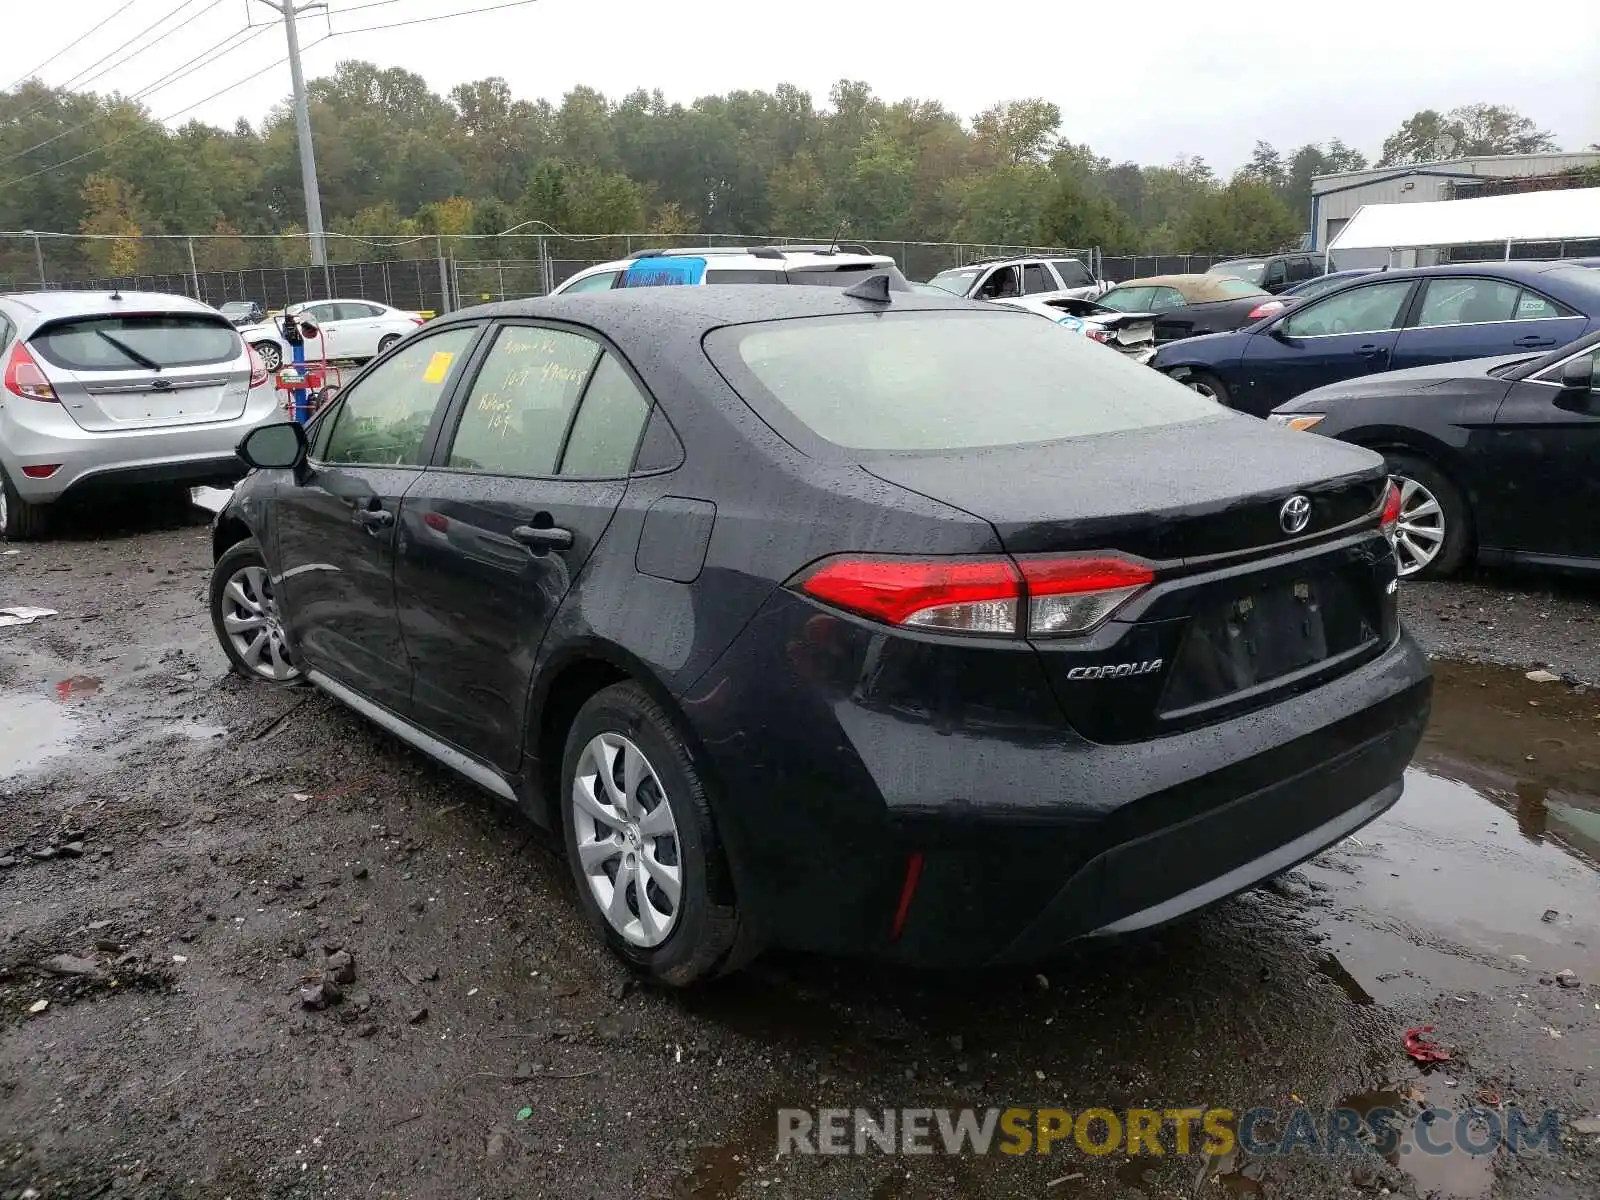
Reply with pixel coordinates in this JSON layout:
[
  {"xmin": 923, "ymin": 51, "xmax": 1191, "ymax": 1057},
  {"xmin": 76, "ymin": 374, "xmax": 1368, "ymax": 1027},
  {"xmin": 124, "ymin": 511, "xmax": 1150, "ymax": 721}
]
[{"xmin": 12, "ymin": 0, "xmax": 1599, "ymax": 172}]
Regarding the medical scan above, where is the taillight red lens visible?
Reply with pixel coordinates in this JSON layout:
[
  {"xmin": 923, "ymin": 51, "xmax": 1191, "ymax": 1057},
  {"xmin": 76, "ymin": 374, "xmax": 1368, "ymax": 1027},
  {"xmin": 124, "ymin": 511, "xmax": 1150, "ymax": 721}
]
[
  {"xmin": 1380, "ymin": 479, "xmax": 1402, "ymax": 545},
  {"xmin": 409, "ymin": 315, "xmax": 426, "ymax": 325},
  {"xmin": 1248, "ymin": 301, "xmax": 1286, "ymax": 321},
  {"xmin": 1086, "ymin": 329, "xmax": 1112, "ymax": 344},
  {"xmin": 20, "ymin": 464, "xmax": 60, "ymax": 478},
  {"xmin": 796, "ymin": 554, "xmax": 1154, "ymax": 637},
  {"xmin": 247, "ymin": 344, "xmax": 268, "ymax": 389},
  {"xmin": 798, "ymin": 556, "xmax": 1022, "ymax": 634},
  {"xmin": 5, "ymin": 343, "xmax": 57, "ymax": 402}
]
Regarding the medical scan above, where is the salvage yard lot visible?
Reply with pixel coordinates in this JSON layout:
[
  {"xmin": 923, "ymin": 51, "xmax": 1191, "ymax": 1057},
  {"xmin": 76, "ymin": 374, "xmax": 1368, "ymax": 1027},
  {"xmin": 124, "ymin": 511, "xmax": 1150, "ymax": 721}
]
[{"xmin": 2, "ymin": 508, "xmax": 1598, "ymax": 1200}]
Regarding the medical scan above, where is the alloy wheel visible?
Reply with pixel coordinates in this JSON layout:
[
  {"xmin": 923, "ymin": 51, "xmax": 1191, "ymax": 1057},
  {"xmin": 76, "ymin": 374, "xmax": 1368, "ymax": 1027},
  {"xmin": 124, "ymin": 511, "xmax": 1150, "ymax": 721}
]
[
  {"xmin": 220, "ymin": 564, "xmax": 299, "ymax": 681},
  {"xmin": 1392, "ymin": 474, "xmax": 1446, "ymax": 577},
  {"xmin": 570, "ymin": 732, "xmax": 682, "ymax": 948},
  {"xmin": 255, "ymin": 342, "xmax": 282, "ymax": 372},
  {"xmin": 1185, "ymin": 378, "xmax": 1221, "ymax": 401},
  {"xmin": 0, "ymin": 484, "xmax": 8, "ymax": 539}
]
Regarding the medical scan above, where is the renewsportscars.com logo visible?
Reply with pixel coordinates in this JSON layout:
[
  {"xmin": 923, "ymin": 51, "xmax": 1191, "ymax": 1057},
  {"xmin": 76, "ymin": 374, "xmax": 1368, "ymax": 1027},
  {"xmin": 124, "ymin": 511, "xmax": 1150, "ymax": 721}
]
[{"xmin": 777, "ymin": 1105, "xmax": 1564, "ymax": 1159}]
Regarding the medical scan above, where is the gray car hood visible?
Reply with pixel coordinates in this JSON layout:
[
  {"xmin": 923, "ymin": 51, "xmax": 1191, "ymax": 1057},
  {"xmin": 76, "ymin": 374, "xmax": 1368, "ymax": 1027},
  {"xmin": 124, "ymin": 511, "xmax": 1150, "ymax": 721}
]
[{"xmin": 1282, "ymin": 352, "xmax": 1532, "ymax": 409}]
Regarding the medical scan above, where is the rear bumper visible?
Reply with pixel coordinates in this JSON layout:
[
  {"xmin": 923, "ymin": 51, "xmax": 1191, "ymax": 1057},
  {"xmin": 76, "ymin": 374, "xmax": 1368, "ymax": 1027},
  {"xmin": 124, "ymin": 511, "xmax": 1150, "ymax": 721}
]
[
  {"xmin": 679, "ymin": 590, "xmax": 1431, "ymax": 967},
  {"xmin": 0, "ymin": 387, "xmax": 277, "ymax": 503}
]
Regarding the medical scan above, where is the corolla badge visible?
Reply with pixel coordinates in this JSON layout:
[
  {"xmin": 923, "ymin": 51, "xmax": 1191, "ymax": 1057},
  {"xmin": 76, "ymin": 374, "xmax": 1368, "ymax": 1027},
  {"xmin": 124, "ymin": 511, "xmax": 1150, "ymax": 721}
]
[{"xmin": 1279, "ymin": 494, "xmax": 1312, "ymax": 535}]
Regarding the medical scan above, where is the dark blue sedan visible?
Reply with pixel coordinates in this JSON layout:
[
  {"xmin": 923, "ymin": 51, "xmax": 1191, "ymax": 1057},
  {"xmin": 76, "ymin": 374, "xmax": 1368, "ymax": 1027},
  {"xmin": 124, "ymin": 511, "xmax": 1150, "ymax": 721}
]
[{"xmin": 1153, "ymin": 262, "xmax": 1600, "ymax": 416}]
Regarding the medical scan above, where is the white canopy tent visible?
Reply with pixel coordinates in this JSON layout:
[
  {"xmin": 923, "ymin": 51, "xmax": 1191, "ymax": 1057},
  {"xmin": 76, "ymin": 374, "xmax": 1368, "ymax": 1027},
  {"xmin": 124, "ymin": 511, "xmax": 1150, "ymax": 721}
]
[{"xmin": 1325, "ymin": 186, "xmax": 1600, "ymax": 263}]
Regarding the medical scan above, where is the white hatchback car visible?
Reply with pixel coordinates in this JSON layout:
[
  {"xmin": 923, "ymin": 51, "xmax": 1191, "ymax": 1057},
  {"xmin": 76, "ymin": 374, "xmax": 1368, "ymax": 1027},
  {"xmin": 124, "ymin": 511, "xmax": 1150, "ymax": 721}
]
[
  {"xmin": 242, "ymin": 299, "xmax": 424, "ymax": 370},
  {"xmin": 551, "ymin": 245, "xmax": 909, "ymax": 294},
  {"xmin": 0, "ymin": 291, "xmax": 278, "ymax": 539}
]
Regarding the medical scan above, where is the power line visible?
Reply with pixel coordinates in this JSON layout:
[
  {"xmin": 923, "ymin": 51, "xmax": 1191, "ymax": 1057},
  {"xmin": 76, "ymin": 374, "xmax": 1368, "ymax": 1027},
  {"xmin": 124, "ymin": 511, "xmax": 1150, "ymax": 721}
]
[
  {"xmin": 0, "ymin": 36, "xmax": 330, "ymax": 192},
  {"xmin": 3, "ymin": 0, "xmax": 142, "ymax": 94},
  {"xmin": 62, "ymin": 0, "xmax": 228, "ymax": 95},
  {"xmin": 330, "ymin": 0, "xmax": 538, "ymax": 36},
  {"xmin": 0, "ymin": 22, "xmax": 272, "ymax": 170}
]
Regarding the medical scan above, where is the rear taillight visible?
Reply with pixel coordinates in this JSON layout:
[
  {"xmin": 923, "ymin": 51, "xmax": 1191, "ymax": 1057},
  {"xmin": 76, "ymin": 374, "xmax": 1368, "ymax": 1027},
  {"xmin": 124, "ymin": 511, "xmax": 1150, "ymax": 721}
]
[
  {"xmin": 1380, "ymin": 479, "xmax": 1402, "ymax": 547},
  {"xmin": 5, "ymin": 344, "xmax": 57, "ymax": 402},
  {"xmin": 1247, "ymin": 300, "xmax": 1286, "ymax": 321},
  {"xmin": 409, "ymin": 315, "xmax": 426, "ymax": 326},
  {"xmin": 247, "ymin": 344, "xmax": 268, "ymax": 389},
  {"xmin": 1085, "ymin": 329, "xmax": 1112, "ymax": 344},
  {"xmin": 796, "ymin": 553, "xmax": 1154, "ymax": 638}
]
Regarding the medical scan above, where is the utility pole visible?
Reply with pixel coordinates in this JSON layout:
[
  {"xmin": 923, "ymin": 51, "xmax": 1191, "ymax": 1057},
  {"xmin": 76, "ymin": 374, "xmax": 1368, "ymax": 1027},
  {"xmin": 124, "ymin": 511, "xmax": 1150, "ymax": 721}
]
[{"xmin": 256, "ymin": 0, "xmax": 329, "ymax": 291}]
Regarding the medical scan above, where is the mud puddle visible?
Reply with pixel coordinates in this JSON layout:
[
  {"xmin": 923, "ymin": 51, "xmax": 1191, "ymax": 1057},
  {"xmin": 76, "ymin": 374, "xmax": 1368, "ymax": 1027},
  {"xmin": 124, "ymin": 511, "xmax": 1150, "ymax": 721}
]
[
  {"xmin": 0, "ymin": 695, "xmax": 79, "ymax": 776},
  {"xmin": 1304, "ymin": 661, "xmax": 1599, "ymax": 1003}
]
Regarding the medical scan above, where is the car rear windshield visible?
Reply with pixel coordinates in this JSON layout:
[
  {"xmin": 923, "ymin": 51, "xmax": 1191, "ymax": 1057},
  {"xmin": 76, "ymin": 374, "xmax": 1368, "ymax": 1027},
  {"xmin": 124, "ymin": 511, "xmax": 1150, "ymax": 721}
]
[
  {"xmin": 31, "ymin": 314, "xmax": 240, "ymax": 371},
  {"xmin": 705, "ymin": 310, "xmax": 1223, "ymax": 454},
  {"xmin": 1209, "ymin": 260, "xmax": 1266, "ymax": 284}
]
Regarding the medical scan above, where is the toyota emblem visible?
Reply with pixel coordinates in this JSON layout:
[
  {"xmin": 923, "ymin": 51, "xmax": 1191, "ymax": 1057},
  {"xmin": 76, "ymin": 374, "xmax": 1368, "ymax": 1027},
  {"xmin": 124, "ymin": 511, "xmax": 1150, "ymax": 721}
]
[{"xmin": 1279, "ymin": 494, "xmax": 1312, "ymax": 535}]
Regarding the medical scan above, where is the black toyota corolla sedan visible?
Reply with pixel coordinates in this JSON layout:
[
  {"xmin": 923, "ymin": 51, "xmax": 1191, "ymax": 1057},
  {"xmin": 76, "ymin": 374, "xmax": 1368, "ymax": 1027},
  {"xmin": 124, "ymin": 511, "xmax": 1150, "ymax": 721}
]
[
  {"xmin": 208, "ymin": 283, "xmax": 1431, "ymax": 984},
  {"xmin": 1269, "ymin": 329, "xmax": 1600, "ymax": 580}
]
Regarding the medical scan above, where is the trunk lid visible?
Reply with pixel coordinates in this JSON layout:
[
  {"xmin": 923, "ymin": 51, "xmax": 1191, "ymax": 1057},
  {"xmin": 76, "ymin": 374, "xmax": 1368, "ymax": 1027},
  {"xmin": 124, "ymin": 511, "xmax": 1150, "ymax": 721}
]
[
  {"xmin": 30, "ymin": 313, "xmax": 253, "ymax": 433},
  {"xmin": 861, "ymin": 416, "xmax": 1389, "ymax": 562},
  {"xmin": 863, "ymin": 418, "xmax": 1398, "ymax": 742}
]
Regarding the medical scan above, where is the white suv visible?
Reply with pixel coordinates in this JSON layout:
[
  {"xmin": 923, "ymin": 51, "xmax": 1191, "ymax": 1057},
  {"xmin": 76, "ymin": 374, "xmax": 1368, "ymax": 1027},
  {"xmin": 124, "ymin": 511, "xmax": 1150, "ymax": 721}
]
[
  {"xmin": 552, "ymin": 245, "xmax": 909, "ymax": 294},
  {"xmin": 925, "ymin": 255, "xmax": 1107, "ymax": 303}
]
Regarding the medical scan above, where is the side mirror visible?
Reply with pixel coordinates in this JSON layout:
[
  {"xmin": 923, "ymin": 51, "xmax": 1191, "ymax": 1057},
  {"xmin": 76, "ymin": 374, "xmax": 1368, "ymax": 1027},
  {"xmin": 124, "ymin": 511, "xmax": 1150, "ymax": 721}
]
[
  {"xmin": 1558, "ymin": 354, "xmax": 1595, "ymax": 392},
  {"xmin": 237, "ymin": 421, "xmax": 307, "ymax": 471},
  {"xmin": 1268, "ymin": 323, "xmax": 1292, "ymax": 342}
]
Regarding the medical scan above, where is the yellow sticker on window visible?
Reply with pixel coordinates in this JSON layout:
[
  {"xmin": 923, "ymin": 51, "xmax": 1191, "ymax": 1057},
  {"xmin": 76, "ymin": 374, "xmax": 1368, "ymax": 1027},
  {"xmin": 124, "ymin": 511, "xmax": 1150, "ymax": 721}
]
[{"xmin": 422, "ymin": 351, "xmax": 455, "ymax": 384}]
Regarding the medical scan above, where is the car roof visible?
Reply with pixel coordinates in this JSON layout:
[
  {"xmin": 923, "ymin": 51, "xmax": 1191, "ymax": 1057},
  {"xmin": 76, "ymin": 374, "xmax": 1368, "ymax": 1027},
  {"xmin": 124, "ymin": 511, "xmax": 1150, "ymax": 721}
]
[
  {"xmin": 934, "ymin": 255, "xmax": 1087, "ymax": 270},
  {"xmin": 1108, "ymin": 275, "xmax": 1269, "ymax": 301},
  {"xmin": 0, "ymin": 290, "xmax": 221, "ymax": 324},
  {"xmin": 578, "ymin": 247, "xmax": 894, "ymax": 272},
  {"xmin": 445, "ymin": 283, "xmax": 988, "ymax": 336}
]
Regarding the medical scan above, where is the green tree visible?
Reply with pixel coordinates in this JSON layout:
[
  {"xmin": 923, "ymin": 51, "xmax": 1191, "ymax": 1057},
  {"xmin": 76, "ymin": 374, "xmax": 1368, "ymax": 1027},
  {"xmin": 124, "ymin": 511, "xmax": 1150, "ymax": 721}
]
[
  {"xmin": 1035, "ymin": 171, "xmax": 1137, "ymax": 252},
  {"xmin": 1379, "ymin": 103, "xmax": 1556, "ymax": 165},
  {"xmin": 1177, "ymin": 176, "xmax": 1301, "ymax": 253}
]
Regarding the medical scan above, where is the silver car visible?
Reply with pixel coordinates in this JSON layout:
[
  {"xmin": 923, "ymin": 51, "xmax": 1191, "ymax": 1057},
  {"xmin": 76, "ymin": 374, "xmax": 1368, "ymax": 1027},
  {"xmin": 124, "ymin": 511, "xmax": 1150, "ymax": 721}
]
[{"xmin": 0, "ymin": 291, "xmax": 279, "ymax": 539}]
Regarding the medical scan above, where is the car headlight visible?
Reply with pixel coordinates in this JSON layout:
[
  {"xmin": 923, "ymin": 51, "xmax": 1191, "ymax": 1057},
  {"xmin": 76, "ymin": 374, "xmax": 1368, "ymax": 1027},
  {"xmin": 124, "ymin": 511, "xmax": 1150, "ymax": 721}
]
[{"xmin": 1268, "ymin": 413, "xmax": 1325, "ymax": 432}]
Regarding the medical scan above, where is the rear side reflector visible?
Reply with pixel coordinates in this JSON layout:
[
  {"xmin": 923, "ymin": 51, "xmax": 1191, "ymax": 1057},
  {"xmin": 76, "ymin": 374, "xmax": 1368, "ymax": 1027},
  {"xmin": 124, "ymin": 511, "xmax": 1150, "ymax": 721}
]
[
  {"xmin": 21, "ymin": 464, "xmax": 60, "ymax": 478},
  {"xmin": 889, "ymin": 850, "xmax": 924, "ymax": 941},
  {"xmin": 5, "ymin": 343, "xmax": 57, "ymax": 402},
  {"xmin": 795, "ymin": 553, "xmax": 1154, "ymax": 637}
]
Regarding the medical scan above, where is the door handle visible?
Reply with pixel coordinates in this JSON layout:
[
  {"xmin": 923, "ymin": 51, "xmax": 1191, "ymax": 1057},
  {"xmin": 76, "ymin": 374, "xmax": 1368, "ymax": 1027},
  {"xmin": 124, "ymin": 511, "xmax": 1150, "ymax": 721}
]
[
  {"xmin": 512, "ymin": 522, "xmax": 574, "ymax": 553},
  {"xmin": 1355, "ymin": 344, "xmax": 1383, "ymax": 359},
  {"xmin": 1513, "ymin": 335, "xmax": 1557, "ymax": 348},
  {"xmin": 354, "ymin": 508, "xmax": 394, "ymax": 530}
]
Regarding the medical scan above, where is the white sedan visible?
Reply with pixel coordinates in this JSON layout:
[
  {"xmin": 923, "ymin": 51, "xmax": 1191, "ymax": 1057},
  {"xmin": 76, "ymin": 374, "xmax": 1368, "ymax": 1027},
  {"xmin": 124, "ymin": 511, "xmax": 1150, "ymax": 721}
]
[{"xmin": 241, "ymin": 300, "xmax": 424, "ymax": 370}]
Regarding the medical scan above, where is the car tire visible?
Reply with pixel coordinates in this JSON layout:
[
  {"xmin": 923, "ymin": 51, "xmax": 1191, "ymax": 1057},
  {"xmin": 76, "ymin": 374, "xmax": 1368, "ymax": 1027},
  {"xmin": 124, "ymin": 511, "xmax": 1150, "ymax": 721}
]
[
  {"xmin": 210, "ymin": 537, "xmax": 303, "ymax": 684},
  {"xmin": 377, "ymin": 335, "xmax": 400, "ymax": 356},
  {"xmin": 1383, "ymin": 452, "xmax": 1472, "ymax": 580},
  {"xmin": 0, "ymin": 465, "xmax": 49, "ymax": 541},
  {"xmin": 1179, "ymin": 369, "xmax": 1231, "ymax": 406},
  {"xmin": 561, "ymin": 682, "xmax": 742, "ymax": 986},
  {"xmin": 253, "ymin": 341, "xmax": 283, "ymax": 372}
]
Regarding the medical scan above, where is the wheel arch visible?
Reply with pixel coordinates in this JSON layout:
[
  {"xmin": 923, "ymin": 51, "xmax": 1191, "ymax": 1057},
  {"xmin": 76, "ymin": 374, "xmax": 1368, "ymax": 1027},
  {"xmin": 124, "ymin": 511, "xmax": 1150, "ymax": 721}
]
[
  {"xmin": 525, "ymin": 639, "xmax": 704, "ymax": 829},
  {"xmin": 1337, "ymin": 424, "xmax": 1478, "ymax": 510},
  {"xmin": 212, "ymin": 514, "xmax": 254, "ymax": 563}
]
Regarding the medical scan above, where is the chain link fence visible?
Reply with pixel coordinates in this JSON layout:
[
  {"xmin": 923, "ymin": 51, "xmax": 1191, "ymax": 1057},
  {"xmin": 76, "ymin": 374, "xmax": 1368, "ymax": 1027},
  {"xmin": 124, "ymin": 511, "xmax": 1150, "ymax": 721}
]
[{"xmin": 0, "ymin": 231, "xmax": 1101, "ymax": 312}]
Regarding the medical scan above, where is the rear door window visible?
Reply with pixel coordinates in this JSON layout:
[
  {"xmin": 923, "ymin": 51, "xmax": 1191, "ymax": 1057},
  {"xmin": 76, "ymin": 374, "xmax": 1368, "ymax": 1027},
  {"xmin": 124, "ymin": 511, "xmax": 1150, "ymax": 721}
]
[
  {"xmin": 1022, "ymin": 264, "xmax": 1054, "ymax": 294},
  {"xmin": 1514, "ymin": 289, "xmax": 1575, "ymax": 320},
  {"xmin": 705, "ymin": 309, "xmax": 1220, "ymax": 454},
  {"xmin": 562, "ymin": 270, "xmax": 622, "ymax": 293},
  {"xmin": 1414, "ymin": 277, "xmax": 1520, "ymax": 327},
  {"xmin": 560, "ymin": 353, "xmax": 652, "ymax": 477},
  {"xmin": 31, "ymin": 314, "xmax": 240, "ymax": 371}
]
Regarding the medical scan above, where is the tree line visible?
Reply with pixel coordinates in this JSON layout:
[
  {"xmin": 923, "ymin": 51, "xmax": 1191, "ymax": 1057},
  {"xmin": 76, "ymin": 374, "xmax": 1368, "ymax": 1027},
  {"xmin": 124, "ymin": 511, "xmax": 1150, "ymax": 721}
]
[{"xmin": 0, "ymin": 64, "xmax": 1562, "ymax": 281}]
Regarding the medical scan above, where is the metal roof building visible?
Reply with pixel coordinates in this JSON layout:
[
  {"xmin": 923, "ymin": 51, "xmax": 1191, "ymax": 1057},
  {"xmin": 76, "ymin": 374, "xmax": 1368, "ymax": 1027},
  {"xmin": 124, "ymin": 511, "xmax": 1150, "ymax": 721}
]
[{"xmin": 1310, "ymin": 152, "xmax": 1600, "ymax": 266}]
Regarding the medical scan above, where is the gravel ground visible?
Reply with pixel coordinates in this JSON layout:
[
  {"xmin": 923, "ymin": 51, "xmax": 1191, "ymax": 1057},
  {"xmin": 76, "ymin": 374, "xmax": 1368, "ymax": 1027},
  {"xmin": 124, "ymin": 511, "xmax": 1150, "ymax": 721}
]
[{"xmin": 1, "ymin": 508, "xmax": 1596, "ymax": 1200}]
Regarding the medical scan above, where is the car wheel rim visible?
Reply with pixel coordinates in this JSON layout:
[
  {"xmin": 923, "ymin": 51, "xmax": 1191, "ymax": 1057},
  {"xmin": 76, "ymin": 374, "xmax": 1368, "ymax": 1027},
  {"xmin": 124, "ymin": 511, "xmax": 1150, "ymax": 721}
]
[
  {"xmin": 256, "ymin": 343, "xmax": 281, "ymax": 371},
  {"xmin": 571, "ymin": 732, "xmax": 682, "ymax": 948},
  {"xmin": 221, "ymin": 564, "xmax": 299, "ymax": 681},
  {"xmin": 0, "ymin": 485, "xmax": 8, "ymax": 537},
  {"xmin": 1392, "ymin": 474, "xmax": 1446, "ymax": 577},
  {"xmin": 1185, "ymin": 379, "xmax": 1220, "ymax": 401}
]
